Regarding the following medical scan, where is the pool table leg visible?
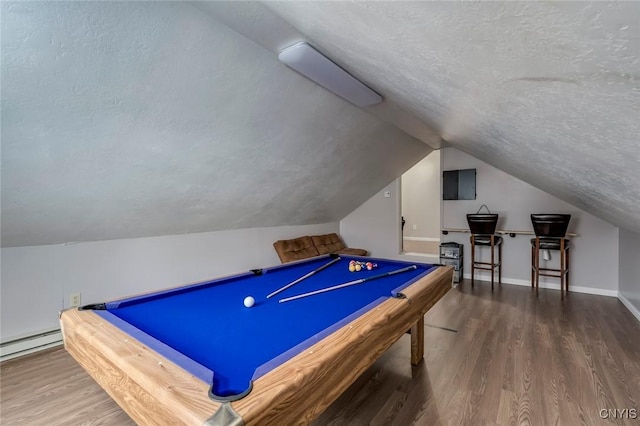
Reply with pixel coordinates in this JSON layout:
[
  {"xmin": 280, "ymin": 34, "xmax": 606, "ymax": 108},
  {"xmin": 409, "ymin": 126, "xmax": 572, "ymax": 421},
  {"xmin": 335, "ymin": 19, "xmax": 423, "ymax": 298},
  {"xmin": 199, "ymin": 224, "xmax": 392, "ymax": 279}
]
[{"xmin": 410, "ymin": 315, "xmax": 425, "ymax": 365}]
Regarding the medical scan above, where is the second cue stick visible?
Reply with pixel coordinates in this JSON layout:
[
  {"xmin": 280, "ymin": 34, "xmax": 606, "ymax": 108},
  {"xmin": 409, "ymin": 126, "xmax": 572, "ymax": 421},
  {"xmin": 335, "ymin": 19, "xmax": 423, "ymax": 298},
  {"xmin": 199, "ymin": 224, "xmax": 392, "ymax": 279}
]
[
  {"xmin": 267, "ymin": 256, "xmax": 341, "ymax": 299},
  {"xmin": 279, "ymin": 265, "xmax": 417, "ymax": 303}
]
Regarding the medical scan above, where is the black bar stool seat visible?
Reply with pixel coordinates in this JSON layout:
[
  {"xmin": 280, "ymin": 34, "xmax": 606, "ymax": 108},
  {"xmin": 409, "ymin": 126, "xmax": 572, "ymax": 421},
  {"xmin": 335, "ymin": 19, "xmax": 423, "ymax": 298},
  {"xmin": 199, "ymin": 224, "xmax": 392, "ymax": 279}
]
[
  {"xmin": 471, "ymin": 235, "xmax": 504, "ymax": 246},
  {"xmin": 532, "ymin": 238, "xmax": 570, "ymax": 251}
]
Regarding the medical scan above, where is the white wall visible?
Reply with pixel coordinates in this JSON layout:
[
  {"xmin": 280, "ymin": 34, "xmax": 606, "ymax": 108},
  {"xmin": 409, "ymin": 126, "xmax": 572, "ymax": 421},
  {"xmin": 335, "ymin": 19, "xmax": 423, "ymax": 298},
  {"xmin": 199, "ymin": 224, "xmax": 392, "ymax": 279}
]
[
  {"xmin": 340, "ymin": 180, "xmax": 443, "ymax": 268},
  {"xmin": 618, "ymin": 229, "xmax": 640, "ymax": 321},
  {"xmin": 340, "ymin": 148, "xmax": 621, "ymax": 296},
  {"xmin": 441, "ymin": 147, "xmax": 619, "ymax": 295},
  {"xmin": 340, "ymin": 180, "xmax": 402, "ymax": 258},
  {"xmin": 401, "ymin": 150, "xmax": 441, "ymax": 239},
  {"xmin": 0, "ymin": 223, "xmax": 338, "ymax": 341}
]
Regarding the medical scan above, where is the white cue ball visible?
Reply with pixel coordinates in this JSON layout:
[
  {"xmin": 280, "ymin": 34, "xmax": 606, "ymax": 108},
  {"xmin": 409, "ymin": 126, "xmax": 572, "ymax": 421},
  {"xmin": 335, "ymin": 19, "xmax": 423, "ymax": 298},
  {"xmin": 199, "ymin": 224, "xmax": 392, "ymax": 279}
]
[{"xmin": 243, "ymin": 296, "xmax": 255, "ymax": 308}]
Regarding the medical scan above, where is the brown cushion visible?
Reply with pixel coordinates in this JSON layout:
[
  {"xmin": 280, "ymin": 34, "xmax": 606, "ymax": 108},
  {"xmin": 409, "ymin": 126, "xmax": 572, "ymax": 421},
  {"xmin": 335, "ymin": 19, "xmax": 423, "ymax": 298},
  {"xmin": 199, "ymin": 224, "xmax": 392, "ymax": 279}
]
[
  {"xmin": 311, "ymin": 233, "xmax": 368, "ymax": 257},
  {"xmin": 336, "ymin": 247, "xmax": 368, "ymax": 257},
  {"xmin": 311, "ymin": 233, "xmax": 346, "ymax": 255},
  {"xmin": 273, "ymin": 236, "xmax": 320, "ymax": 263}
]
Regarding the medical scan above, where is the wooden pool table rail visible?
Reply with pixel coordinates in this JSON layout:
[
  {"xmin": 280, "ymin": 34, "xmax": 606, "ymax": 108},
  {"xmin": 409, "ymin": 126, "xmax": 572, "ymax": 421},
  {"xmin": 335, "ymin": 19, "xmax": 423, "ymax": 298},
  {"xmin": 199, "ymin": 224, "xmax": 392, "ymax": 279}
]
[{"xmin": 60, "ymin": 264, "xmax": 453, "ymax": 425}]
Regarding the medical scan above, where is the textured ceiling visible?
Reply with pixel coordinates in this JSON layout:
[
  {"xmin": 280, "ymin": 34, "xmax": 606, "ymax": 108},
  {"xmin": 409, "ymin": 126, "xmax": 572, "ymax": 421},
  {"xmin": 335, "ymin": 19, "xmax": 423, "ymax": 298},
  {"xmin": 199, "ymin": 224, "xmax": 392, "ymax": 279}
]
[
  {"xmin": 264, "ymin": 1, "xmax": 640, "ymax": 232},
  {"xmin": 0, "ymin": 2, "xmax": 429, "ymax": 247},
  {"xmin": 2, "ymin": 1, "xmax": 639, "ymax": 248}
]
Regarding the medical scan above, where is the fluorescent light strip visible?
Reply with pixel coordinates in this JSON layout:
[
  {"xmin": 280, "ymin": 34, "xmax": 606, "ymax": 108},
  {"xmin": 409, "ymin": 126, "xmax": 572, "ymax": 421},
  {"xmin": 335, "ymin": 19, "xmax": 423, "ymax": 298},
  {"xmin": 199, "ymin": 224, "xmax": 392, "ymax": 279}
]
[{"xmin": 279, "ymin": 42, "xmax": 382, "ymax": 107}]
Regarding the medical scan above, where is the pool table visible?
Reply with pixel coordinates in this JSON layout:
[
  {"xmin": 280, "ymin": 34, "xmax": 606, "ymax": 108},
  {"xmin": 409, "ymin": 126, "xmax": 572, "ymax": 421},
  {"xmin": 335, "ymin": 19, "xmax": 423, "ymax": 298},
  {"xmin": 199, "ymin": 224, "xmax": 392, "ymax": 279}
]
[{"xmin": 60, "ymin": 255, "xmax": 452, "ymax": 425}]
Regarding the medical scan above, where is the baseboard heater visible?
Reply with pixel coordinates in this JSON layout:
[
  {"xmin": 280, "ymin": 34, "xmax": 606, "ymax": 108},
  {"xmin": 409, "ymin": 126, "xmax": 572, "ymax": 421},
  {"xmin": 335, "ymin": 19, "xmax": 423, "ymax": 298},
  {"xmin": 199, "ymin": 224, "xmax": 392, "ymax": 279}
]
[{"xmin": 0, "ymin": 329, "xmax": 63, "ymax": 362}]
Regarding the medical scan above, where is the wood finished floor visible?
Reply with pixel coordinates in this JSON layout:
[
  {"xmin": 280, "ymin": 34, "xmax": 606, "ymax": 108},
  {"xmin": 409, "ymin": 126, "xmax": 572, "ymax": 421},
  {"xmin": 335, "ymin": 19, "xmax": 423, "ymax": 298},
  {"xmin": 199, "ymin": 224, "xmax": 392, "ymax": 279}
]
[{"xmin": 2, "ymin": 280, "xmax": 639, "ymax": 425}]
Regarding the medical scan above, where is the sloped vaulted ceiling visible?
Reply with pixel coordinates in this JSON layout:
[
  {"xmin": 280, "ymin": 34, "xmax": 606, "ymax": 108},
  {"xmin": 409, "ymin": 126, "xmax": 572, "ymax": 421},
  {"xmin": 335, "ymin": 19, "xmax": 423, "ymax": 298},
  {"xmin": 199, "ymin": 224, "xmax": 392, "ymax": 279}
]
[
  {"xmin": 0, "ymin": 1, "xmax": 429, "ymax": 247},
  {"xmin": 264, "ymin": 1, "xmax": 640, "ymax": 233},
  {"xmin": 1, "ymin": 1, "xmax": 639, "ymax": 248}
]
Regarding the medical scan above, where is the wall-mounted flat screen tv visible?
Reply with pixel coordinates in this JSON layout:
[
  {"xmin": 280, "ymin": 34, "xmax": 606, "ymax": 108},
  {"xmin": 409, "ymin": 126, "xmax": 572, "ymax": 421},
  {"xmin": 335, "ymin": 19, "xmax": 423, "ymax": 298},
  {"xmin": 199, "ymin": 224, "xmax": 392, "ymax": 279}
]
[{"xmin": 443, "ymin": 168, "xmax": 476, "ymax": 200}]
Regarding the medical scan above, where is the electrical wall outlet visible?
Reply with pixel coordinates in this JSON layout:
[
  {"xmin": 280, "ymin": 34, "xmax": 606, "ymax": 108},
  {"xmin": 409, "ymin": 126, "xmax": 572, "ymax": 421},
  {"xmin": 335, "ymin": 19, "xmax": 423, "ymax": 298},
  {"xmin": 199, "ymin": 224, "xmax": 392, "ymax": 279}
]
[
  {"xmin": 70, "ymin": 293, "xmax": 81, "ymax": 308},
  {"xmin": 413, "ymin": 224, "xmax": 418, "ymax": 230}
]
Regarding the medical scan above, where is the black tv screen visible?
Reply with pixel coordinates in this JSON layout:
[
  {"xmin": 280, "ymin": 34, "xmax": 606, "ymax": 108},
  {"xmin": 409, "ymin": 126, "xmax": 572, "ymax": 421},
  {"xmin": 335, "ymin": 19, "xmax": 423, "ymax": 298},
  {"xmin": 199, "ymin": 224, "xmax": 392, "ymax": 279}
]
[{"xmin": 443, "ymin": 169, "xmax": 476, "ymax": 200}]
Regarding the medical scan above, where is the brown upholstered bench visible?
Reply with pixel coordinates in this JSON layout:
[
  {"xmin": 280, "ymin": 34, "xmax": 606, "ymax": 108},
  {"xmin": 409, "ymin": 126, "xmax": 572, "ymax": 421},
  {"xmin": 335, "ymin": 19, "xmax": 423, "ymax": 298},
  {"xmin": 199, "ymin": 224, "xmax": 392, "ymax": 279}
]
[{"xmin": 273, "ymin": 233, "xmax": 368, "ymax": 263}]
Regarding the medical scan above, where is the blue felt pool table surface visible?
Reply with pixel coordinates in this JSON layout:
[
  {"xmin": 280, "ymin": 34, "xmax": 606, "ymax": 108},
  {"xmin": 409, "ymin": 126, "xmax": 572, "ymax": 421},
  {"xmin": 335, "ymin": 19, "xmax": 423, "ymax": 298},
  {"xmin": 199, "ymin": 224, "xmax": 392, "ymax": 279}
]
[{"xmin": 94, "ymin": 255, "xmax": 437, "ymax": 399}]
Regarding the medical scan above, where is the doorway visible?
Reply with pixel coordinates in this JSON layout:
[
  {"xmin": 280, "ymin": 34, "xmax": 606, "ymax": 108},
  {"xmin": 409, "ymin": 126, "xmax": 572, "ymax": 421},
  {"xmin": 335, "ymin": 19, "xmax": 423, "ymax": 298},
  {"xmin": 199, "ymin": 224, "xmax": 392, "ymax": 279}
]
[{"xmin": 401, "ymin": 150, "xmax": 441, "ymax": 257}]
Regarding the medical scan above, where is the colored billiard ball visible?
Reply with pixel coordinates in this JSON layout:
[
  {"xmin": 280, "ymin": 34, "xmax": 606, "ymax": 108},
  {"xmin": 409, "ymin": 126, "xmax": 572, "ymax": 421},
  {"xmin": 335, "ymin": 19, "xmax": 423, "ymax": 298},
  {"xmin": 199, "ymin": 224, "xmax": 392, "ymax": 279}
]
[{"xmin": 244, "ymin": 296, "xmax": 255, "ymax": 308}]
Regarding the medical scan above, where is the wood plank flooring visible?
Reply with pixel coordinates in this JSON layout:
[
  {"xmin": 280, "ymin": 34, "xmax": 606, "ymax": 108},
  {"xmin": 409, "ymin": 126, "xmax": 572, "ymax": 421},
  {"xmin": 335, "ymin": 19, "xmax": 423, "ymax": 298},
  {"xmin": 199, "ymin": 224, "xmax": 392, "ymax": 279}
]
[{"xmin": 2, "ymin": 280, "xmax": 639, "ymax": 425}]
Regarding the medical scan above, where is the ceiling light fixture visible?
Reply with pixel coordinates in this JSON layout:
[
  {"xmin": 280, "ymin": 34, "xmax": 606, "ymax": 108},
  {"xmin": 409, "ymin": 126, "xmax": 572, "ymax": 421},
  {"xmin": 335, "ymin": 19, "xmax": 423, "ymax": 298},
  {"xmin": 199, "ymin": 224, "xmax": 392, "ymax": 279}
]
[{"xmin": 278, "ymin": 42, "xmax": 382, "ymax": 107}]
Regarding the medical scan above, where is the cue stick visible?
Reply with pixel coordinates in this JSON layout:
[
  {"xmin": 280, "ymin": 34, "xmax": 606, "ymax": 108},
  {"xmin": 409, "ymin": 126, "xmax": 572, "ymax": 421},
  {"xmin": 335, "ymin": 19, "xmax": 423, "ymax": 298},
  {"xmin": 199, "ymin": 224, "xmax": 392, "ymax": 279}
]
[
  {"xmin": 267, "ymin": 256, "xmax": 342, "ymax": 299},
  {"xmin": 279, "ymin": 265, "xmax": 418, "ymax": 303}
]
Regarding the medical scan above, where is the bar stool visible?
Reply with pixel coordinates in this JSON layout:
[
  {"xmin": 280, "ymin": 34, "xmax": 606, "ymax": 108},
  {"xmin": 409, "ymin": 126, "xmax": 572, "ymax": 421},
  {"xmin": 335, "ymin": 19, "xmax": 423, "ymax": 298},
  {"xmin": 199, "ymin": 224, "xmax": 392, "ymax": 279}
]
[
  {"xmin": 467, "ymin": 213, "xmax": 502, "ymax": 289},
  {"xmin": 530, "ymin": 214, "xmax": 571, "ymax": 292}
]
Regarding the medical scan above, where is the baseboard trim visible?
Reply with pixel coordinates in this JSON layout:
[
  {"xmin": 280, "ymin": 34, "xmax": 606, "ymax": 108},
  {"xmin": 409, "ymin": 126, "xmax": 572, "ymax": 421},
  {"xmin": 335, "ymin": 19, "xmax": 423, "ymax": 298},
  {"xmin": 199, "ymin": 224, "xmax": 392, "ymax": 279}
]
[
  {"xmin": 403, "ymin": 236, "xmax": 440, "ymax": 242},
  {"xmin": 463, "ymin": 273, "xmax": 619, "ymax": 297},
  {"xmin": 400, "ymin": 253, "xmax": 441, "ymax": 264},
  {"xmin": 618, "ymin": 294, "xmax": 640, "ymax": 323},
  {"xmin": 0, "ymin": 329, "xmax": 63, "ymax": 362},
  {"xmin": 401, "ymin": 251, "xmax": 439, "ymax": 258}
]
